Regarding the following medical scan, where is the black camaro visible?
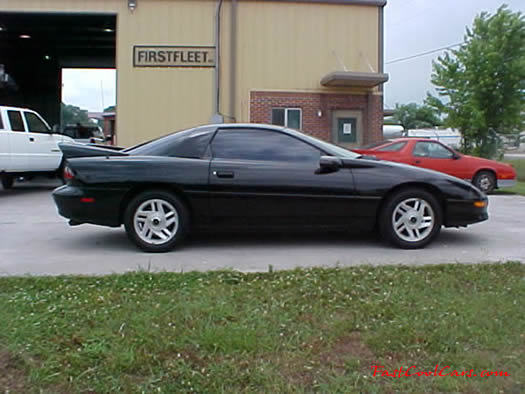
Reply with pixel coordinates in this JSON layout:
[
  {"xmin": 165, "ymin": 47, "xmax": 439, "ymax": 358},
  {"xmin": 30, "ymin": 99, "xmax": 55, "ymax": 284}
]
[{"xmin": 53, "ymin": 124, "xmax": 488, "ymax": 252}]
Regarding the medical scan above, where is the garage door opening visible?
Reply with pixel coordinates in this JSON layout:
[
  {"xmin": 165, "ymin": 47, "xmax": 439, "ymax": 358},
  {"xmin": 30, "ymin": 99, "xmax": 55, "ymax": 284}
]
[
  {"xmin": 61, "ymin": 68, "xmax": 116, "ymax": 143},
  {"xmin": 0, "ymin": 12, "xmax": 116, "ymax": 130}
]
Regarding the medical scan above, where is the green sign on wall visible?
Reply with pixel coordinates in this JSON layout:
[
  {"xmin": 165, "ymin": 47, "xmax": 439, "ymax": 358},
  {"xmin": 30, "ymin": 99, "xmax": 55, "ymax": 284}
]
[{"xmin": 337, "ymin": 117, "xmax": 357, "ymax": 143}]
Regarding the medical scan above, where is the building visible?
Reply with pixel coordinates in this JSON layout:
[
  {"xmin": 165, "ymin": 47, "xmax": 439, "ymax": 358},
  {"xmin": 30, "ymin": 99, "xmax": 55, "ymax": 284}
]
[{"xmin": 0, "ymin": 0, "xmax": 387, "ymax": 147}]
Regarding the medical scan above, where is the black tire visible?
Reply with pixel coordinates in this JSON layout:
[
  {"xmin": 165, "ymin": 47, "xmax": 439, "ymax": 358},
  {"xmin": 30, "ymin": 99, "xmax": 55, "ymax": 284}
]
[
  {"xmin": 123, "ymin": 190, "xmax": 190, "ymax": 252},
  {"xmin": 473, "ymin": 171, "xmax": 496, "ymax": 194},
  {"xmin": 380, "ymin": 188, "xmax": 442, "ymax": 249},
  {"xmin": 1, "ymin": 175, "xmax": 14, "ymax": 190}
]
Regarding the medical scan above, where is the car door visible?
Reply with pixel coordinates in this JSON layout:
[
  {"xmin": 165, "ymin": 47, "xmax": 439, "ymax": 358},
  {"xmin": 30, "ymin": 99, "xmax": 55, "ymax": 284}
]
[
  {"xmin": 208, "ymin": 127, "xmax": 357, "ymax": 228},
  {"xmin": 0, "ymin": 110, "xmax": 11, "ymax": 170},
  {"xmin": 22, "ymin": 111, "xmax": 62, "ymax": 171},
  {"xmin": 5, "ymin": 109, "xmax": 32, "ymax": 171},
  {"xmin": 410, "ymin": 141, "xmax": 469, "ymax": 179}
]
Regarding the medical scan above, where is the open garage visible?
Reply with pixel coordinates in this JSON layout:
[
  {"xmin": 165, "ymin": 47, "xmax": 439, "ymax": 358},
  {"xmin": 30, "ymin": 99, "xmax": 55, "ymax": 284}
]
[
  {"xmin": 1, "ymin": 0, "xmax": 387, "ymax": 147},
  {"xmin": 0, "ymin": 11, "xmax": 116, "ymax": 127}
]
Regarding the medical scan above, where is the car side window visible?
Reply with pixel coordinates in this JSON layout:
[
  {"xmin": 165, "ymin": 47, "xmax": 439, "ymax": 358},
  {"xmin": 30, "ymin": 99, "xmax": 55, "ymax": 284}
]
[
  {"xmin": 127, "ymin": 127, "xmax": 215, "ymax": 159},
  {"xmin": 413, "ymin": 141, "xmax": 453, "ymax": 159},
  {"xmin": 377, "ymin": 141, "xmax": 406, "ymax": 152},
  {"xmin": 7, "ymin": 110, "xmax": 25, "ymax": 132},
  {"xmin": 24, "ymin": 112, "xmax": 50, "ymax": 133},
  {"xmin": 211, "ymin": 128, "xmax": 322, "ymax": 163}
]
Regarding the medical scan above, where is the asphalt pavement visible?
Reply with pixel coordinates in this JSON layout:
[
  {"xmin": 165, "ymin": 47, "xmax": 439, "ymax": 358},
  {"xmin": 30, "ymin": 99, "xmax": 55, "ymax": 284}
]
[{"xmin": 0, "ymin": 179, "xmax": 523, "ymax": 276}]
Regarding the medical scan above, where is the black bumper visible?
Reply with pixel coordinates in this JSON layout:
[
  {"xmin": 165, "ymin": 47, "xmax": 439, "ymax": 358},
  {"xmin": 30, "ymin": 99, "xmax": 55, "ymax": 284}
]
[
  {"xmin": 444, "ymin": 198, "xmax": 489, "ymax": 227},
  {"xmin": 52, "ymin": 185, "xmax": 124, "ymax": 227}
]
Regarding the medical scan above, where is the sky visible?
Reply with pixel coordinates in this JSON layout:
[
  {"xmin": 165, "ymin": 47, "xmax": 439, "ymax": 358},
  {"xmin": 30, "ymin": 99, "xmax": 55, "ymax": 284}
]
[
  {"xmin": 61, "ymin": 0, "xmax": 525, "ymax": 112},
  {"xmin": 62, "ymin": 68, "xmax": 116, "ymax": 112},
  {"xmin": 384, "ymin": 0, "xmax": 525, "ymax": 109}
]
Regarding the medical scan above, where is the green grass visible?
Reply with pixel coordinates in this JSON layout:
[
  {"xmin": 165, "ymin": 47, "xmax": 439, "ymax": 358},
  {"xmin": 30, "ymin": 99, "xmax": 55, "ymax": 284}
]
[
  {"xmin": 1, "ymin": 263, "xmax": 524, "ymax": 393},
  {"xmin": 503, "ymin": 158, "xmax": 525, "ymax": 182},
  {"xmin": 495, "ymin": 181, "xmax": 525, "ymax": 196}
]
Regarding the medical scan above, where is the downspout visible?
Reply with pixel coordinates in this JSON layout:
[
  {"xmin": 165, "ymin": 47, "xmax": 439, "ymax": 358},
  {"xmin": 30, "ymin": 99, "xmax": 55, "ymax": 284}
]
[
  {"xmin": 229, "ymin": 0, "xmax": 238, "ymax": 122},
  {"xmin": 211, "ymin": 0, "xmax": 224, "ymax": 123}
]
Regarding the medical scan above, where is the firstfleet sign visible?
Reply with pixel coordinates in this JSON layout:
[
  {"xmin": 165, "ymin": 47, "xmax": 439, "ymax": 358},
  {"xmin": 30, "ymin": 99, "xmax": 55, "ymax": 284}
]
[{"xmin": 133, "ymin": 46, "xmax": 216, "ymax": 68}]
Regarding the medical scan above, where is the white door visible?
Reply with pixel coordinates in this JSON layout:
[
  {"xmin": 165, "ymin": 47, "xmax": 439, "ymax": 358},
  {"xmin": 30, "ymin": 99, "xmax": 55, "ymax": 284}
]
[
  {"xmin": 5, "ymin": 109, "xmax": 31, "ymax": 171},
  {"xmin": 0, "ymin": 110, "xmax": 12, "ymax": 171},
  {"xmin": 22, "ymin": 111, "xmax": 61, "ymax": 171}
]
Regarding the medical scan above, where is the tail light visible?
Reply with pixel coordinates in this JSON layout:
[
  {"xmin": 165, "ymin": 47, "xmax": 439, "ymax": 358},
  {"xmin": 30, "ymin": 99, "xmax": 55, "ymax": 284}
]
[{"xmin": 63, "ymin": 166, "xmax": 75, "ymax": 180}]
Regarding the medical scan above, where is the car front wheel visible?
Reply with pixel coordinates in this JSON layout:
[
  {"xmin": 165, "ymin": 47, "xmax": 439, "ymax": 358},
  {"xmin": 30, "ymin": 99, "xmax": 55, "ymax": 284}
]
[
  {"xmin": 380, "ymin": 188, "xmax": 442, "ymax": 249},
  {"xmin": 124, "ymin": 190, "xmax": 189, "ymax": 252},
  {"xmin": 473, "ymin": 171, "xmax": 496, "ymax": 194}
]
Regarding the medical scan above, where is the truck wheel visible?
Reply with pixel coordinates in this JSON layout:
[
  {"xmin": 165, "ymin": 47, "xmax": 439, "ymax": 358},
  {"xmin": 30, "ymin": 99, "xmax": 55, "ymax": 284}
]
[
  {"xmin": 124, "ymin": 190, "xmax": 190, "ymax": 252},
  {"xmin": 1, "ymin": 175, "xmax": 14, "ymax": 190}
]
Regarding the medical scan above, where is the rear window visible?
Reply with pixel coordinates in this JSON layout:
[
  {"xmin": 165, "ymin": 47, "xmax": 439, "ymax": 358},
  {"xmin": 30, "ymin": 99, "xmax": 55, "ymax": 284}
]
[
  {"xmin": 7, "ymin": 111, "xmax": 25, "ymax": 132},
  {"xmin": 127, "ymin": 127, "xmax": 215, "ymax": 159},
  {"xmin": 377, "ymin": 141, "xmax": 407, "ymax": 152}
]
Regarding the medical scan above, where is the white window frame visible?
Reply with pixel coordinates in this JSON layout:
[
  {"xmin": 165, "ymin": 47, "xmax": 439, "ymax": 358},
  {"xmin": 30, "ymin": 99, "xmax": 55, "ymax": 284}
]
[{"xmin": 272, "ymin": 107, "xmax": 302, "ymax": 130}]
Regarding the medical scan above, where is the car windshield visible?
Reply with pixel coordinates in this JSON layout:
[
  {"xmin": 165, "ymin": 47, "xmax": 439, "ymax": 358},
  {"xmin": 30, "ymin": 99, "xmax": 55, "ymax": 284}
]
[{"xmin": 359, "ymin": 140, "xmax": 392, "ymax": 150}]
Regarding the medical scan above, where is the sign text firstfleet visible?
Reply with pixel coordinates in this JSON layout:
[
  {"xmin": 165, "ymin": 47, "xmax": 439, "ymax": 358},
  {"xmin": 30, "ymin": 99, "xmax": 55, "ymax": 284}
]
[{"xmin": 133, "ymin": 46, "xmax": 216, "ymax": 68}]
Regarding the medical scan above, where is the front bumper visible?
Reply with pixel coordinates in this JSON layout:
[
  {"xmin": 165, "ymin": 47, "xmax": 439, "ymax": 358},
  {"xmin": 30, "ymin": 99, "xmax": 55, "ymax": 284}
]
[
  {"xmin": 498, "ymin": 179, "xmax": 517, "ymax": 188},
  {"xmin": 52, "ymin": 185, "xmax": 123, "ymax": 227},
  {"xmin": 444, "ymin": 198, "xmax": 489, "ymax": 227}
]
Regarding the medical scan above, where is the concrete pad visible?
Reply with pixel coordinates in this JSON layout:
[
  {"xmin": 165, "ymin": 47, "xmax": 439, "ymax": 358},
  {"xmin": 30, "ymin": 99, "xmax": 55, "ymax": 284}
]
[{"xmin": 0, "ymin": 179, "xmax": 523, "ymax": 276}]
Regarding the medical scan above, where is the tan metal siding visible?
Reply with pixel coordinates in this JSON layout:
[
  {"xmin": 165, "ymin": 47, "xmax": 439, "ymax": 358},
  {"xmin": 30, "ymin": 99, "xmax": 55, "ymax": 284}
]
[{"xmin": 2, "ymin": 0, "xmax": 380, "ymax": 146}]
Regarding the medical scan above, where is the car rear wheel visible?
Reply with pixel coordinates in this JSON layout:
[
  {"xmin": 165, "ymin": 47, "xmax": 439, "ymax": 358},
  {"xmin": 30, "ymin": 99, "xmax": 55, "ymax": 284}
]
[
  {"xmin": 380, "ymin": 188, "xmax": 442, "ymax": 249},
  {"xmin": 124, "ymin": 190, "xmax": 189, "ymax": 252},
  {"xmin": 1, "ymin": 175, "xmax": 14, "ymax": 190},
  {"xmin": 473, "ymin": 171, "xmax": 496, "ymax": 194}
]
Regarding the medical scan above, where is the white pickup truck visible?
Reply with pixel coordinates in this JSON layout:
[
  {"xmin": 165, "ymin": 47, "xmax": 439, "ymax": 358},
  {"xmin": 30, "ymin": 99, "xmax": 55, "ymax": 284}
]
[{"xmin": 0, "ymin": 105, "xmax": 74, "ymax": 189}]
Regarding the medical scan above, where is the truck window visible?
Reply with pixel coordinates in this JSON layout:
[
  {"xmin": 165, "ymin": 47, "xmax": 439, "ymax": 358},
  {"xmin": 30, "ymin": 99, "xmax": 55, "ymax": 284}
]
[
  {"xmin": 0, "ymin": 112, "xmax": 3, "ymax": 129},
  {"xmin": 7, "ymin": 111, "xmax": 25, "ymax": 132},
  {"xmin": 24, "ymin": 112, "xmax": 50, "ymax": 133}
]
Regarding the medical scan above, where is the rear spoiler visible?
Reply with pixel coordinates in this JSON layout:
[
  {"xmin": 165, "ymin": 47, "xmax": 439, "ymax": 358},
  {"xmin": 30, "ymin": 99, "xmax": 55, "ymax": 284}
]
[{"xmin": 59, "ymin": 143, "xmax": 129, "ymax": 159}]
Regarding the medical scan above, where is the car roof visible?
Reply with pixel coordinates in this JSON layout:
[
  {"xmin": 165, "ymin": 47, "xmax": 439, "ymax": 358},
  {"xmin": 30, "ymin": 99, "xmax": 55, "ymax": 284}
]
[
  {"xmin": 0, "ymin": 105, "xmax": 36, "ymax": 112},
  {"xmin": 196, "ymin": 123, "xmax": 287, "ymax": 132}
]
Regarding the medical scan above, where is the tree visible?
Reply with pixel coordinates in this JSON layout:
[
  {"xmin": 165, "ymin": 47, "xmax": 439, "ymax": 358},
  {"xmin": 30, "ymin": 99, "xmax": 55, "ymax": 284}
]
[
  {"xmin": 428, "ymin": 5, "xmax": 525, "ymax": 158},
  {"xmin": 61, "ymin": 103, "xmax": 90, "ymax": 126},
  {"xmin": 392, "ymin": 103, "xmax": 442, "ymax": 130}
]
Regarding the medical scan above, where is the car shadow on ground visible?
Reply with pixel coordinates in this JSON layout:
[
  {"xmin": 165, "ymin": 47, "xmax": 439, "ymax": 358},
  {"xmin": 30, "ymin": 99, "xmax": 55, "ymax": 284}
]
[
  {"xmin": 57, "ymin": 227, "xmax": 399, "ymax": 253},
  {"xmin": 56, "ymin": 225, "xmax": 486, "ymax": 255},
  {"xmin": 0, "ymin": 180, "xmax": 61, "ymax": 197}
]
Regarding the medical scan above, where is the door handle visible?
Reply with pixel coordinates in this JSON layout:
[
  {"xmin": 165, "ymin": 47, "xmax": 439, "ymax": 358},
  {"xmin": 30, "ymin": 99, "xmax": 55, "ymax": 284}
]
[
  {"xmin": 213, "ymin": 170, "xmax": 234, "ymax": 178},
  {"xmin": 414, "ymin": 160, "xmax": 421, "ymax": 164},
  {"xmin": 29, "ymin": 137, "xmax": 35, "ymax": 142}
]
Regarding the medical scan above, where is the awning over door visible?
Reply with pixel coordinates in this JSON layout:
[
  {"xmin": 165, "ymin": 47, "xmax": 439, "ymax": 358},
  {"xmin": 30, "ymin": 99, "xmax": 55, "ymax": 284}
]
[{"xmin": 320, "ymin": 71, "xmax": 388, "ymax": 88}]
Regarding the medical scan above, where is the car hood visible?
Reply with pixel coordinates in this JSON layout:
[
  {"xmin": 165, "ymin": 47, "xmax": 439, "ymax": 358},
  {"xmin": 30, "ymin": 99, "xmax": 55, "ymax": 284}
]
[
  {"xmin": 345, "ymin": 156, "xmax": 487, "ymax": 199},
  {"xmin": 461, "ymin": 154, "xmax": 514, "ymax": 170}
]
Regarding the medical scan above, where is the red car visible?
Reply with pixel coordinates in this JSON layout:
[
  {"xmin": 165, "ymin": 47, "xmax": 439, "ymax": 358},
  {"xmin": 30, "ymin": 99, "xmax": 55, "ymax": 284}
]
[{"xmin": 353, "ymin": 138, "xmax": 516, "ymax": 193}]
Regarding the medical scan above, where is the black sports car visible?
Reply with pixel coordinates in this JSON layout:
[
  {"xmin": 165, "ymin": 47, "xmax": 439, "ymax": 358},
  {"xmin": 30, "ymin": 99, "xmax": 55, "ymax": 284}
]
[{"xmin": 53, "ymin": 124, "xmax": 488, "ymax": 252}]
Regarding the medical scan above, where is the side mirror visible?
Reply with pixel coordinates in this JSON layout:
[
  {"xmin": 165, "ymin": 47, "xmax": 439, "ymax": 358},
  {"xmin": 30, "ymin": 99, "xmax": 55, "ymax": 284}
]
[
  {"xmin": 52, "ymin": 124, "xmax": 61, "ymax": 134},
  {"xmin": 452, "ymin": 153, "xmax": 461, "ymax": 160},
  {"xmin": 105, "ymin": 135, "xmax": 113, "ymax": 142},
  {"xmin": 319, "ymin": 156, "xmax": 342, "ymax": 172}
]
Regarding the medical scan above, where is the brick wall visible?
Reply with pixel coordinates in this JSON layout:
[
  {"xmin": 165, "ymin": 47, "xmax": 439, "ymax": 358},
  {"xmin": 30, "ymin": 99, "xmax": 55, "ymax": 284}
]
[{"xmin": 250, "ymin": 91, "xmax": 383, "ymax": 145}]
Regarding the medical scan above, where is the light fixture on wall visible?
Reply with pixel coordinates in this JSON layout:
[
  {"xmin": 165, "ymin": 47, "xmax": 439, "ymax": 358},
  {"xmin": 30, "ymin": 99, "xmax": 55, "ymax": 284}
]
[
  {"xmin": 128, "ymin": 0, "xmax": 137, "ymax": 12},
  {"xmin": 317, "ymin": 110, "xmax": 323, "ymax": 118}
]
